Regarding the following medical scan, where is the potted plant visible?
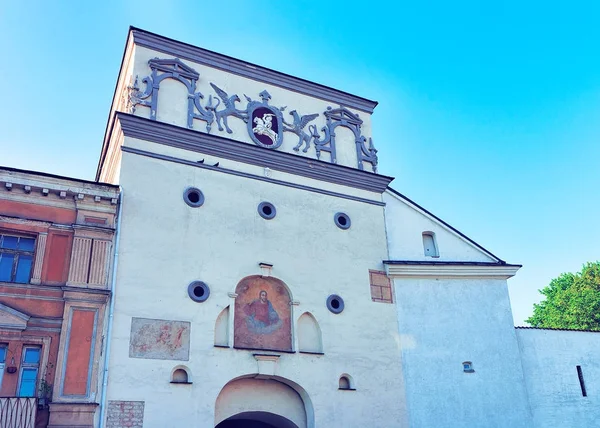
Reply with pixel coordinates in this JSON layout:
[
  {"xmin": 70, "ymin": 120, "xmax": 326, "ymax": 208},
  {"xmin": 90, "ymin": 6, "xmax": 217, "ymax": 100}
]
[{"xmin": 38, "ymin": 379, "xmax": 53, "ymax": 408}]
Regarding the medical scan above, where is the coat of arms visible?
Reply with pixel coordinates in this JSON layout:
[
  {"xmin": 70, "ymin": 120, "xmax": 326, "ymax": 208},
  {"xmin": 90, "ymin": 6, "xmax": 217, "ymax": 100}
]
[{"xmin": 245, "ymin": 90, "xmax": 284, "ymax": 149}]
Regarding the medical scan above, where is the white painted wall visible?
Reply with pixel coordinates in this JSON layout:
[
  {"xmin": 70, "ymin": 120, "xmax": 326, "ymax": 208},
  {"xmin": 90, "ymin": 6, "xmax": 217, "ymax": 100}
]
[
  {"xmin": 393, "ymin": 276, "xmax": 533, "ymax": 428},
  {"xmin": 383, "ymin": 190, "xmax": 497, "ymax": 262},
  {"xmin": 517, "ymin": 328, "xmax": 600, "ymax": 428},
  {"xmin": 104, "ymin": 137, "xmax": 408, "ymax": 427},
  {"xmin": 128, "ymin": 46, "xmax": 375, "ymax": 171}
]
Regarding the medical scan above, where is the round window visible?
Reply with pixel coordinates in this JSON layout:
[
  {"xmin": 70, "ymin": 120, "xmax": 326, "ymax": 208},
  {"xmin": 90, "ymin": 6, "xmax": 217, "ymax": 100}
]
[
  {"xmin": 334, "ymin": 212, "xmax": 351, "ymax": 230},
  {"xmin": 258, "ymin": 202, "xmax": 276, "ymax": 220},
  {"xmin": 183, "ymin": 187, "xmax": 205, "ymax": 208},
  {"xmin": 188, "ymin": 281, "xmax": 210, "ymax": 302},
  {"xmin": 327, "ymin": 294, "xmax": 345, "ymax": 314}
]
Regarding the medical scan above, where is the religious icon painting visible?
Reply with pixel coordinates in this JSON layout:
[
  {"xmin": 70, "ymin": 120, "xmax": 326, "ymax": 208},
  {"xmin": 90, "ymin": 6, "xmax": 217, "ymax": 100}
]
[
  {"xmin": 246, "ymin": 91, "xmax": 284, "ymax": 149},
  {"xmin": 234, "ymin": 275, "xmax": 292, "ymax": 352}
]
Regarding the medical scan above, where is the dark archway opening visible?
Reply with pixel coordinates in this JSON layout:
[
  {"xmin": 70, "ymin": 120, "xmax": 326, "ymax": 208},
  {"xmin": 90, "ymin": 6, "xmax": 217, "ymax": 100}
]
[{"xmin": 216, "ymin": 411, "xmax": 298, "ymax": 428}]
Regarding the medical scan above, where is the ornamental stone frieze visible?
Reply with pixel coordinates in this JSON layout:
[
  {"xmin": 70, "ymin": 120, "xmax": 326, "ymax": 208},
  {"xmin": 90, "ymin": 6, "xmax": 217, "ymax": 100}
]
[{"xmin": 124, "ymin": 57, "xmax": 379, "ymax": 172}]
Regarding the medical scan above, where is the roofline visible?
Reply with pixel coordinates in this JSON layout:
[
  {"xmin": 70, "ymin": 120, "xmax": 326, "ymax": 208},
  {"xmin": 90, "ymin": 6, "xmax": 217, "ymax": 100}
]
[
  {"xmin": 515, "ymin": 326, "xmax": 600, "ymax": 333},
  {"xmin": 129, "ymin": 26, "xmax": 378, "ymax": 113},
  {"xmin": 385, "ymin": 186, "xmax": 508, "ymax": 263},
  {"xmin": 383, "ymin": 260, "xmax": 522, "ymax": 267},
  {"xmin": 96, "ymin": 25, "xmax": 380, "ymax": 181},
  {"xmin": 0, "ymin": 165, "xmax": 119, "ymax": 188}
]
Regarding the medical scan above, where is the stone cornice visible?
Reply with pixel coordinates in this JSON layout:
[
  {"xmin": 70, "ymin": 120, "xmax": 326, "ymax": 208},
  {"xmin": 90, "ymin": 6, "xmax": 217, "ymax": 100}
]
[
  {"xmin": 0, "ymin": 215, "xmax": 53, "ymax": 228},
  {"xmin": 0, "ymin": 169, "xmax": 119, "ymax": 211},
  {"xmin": 115, "ymin": 113, "xmax": 394, "ymax": 193},
  {"xmin": 384, "ymin": 262, "xmax": 521, "ymax": 279},
  {"xmin": 130, "ymin": 27, "xmax": 378, "ymax": 114}
]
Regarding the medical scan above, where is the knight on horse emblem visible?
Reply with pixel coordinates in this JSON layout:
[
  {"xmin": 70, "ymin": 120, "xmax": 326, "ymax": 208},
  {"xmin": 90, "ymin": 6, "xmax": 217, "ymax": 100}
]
[{"xmin": 245, "ymin": 90, "xmax": 285, "ymax": 149}]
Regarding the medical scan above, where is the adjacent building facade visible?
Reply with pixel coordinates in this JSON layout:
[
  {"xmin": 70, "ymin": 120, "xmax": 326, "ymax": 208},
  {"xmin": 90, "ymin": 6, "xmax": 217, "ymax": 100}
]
[
  {"xmin": 0, "ymin": 168, "xmax": 119, "ymax": 427},
  {"xmin": 2, "ymin": 27, "xmax": 599, "ymax": 428}
]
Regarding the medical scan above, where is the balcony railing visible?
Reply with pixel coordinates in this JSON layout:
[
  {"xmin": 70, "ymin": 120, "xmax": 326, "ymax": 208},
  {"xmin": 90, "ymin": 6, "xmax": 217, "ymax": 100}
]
[{"xmin": 0, "ymin": 397, "xmax": 37, "ymax": 428}]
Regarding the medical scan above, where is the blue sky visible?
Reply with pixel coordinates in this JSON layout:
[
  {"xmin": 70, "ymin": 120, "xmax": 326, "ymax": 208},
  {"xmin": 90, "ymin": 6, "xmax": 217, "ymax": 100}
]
[{"xmin": 1, "ymin": 1, "xmax": 598, "ymax": 324}]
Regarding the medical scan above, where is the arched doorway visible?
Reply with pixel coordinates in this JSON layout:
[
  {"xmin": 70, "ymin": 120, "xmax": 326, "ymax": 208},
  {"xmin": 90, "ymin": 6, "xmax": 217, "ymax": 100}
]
[
  {"xmin": 215, "ymin": 378, "xmax": 309, "ymax": 428},
  {"xmin": 216, "ymin": 411, "xmax": 299, "ymax": 428}
]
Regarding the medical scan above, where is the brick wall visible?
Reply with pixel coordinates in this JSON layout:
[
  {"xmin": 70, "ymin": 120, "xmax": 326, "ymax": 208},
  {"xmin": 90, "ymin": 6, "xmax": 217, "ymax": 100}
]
[
  {"xmin": 369, "ymin": 270, "xmax": 394, "ymax": 303},
  {"xmin": 107, "ymin": 401, "xmax": 144, "ymax": 428}
]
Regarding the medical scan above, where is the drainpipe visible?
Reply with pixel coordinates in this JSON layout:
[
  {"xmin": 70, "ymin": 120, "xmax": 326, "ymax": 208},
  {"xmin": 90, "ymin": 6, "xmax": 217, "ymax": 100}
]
[{"xmin": 98, "ymin": 187, "xmax": 123, "ymax": 427}]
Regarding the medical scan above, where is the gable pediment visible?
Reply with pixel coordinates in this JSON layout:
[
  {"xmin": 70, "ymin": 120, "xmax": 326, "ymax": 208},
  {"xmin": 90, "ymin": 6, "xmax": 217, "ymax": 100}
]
[
  {"xmin": 148, "ymin": 57, "xmax": 200, "ymax": 80},
  {"xmin": 324, "ymin": 107, "xmax": 363, "ymax": 126},
  {"xmin": 0, "ymin": 303, "xmax": 30, "ymax": 331}
]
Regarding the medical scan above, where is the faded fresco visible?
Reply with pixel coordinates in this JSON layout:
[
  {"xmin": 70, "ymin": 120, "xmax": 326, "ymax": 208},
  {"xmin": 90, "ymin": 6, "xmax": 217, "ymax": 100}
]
[
  {"xmin": 129, "ymin": 318, "xmax": 190, "ymax": 360},
  {"xmin": 234, "ymin": 276, "xmax": 292, "ymax": 352}
]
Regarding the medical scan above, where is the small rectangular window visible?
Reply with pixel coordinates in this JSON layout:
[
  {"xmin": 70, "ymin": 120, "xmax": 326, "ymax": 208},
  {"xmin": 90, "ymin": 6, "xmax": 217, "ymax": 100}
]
[
  {"xmin": 577, "ymin": 365, "xmax": 587, "ymax": 397},
  {"xmin": 0, "ymin": 234, "xmax": 36, "ymax": 284},
  {"xmin": 422, "ymin": 232, "xmax": 439, "ymax": 257},
  {"xmin": 17, "ymin": 346, "xmax": 41, "ymax": 397}
]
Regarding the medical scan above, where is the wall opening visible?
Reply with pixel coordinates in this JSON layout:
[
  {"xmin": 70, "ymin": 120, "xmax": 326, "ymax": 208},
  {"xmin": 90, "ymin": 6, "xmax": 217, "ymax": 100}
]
[
  {"xmin": 422, "ymin": 232, "xmax": 439, "ymax": 257},
  {"xmin": 215, "ymin": 377, "xmax": 308, "ymax": 428},
  {"xmin": 215, "ymin": 306, "xmax": 230, "ymax": 347},
  {"xmin": 577, "ymin": 365, "xmax": 587, "ymax": 397},
  {"xmin": 297, "ymin": 313, "xmax": 323, "ymax": 354},
  {"xmin": 170, "ymin": 366, "xmax": 192, "ymax": 384},
  {"xmin": 338, "ymin": 374, "xmax": 355, "ymax": 391}
]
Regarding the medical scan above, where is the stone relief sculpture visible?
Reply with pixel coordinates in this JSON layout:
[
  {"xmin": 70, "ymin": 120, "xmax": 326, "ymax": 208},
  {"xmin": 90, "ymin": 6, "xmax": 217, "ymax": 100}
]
[
  {"xmin": 283, "ymin": 110, "xmax": 319, "ymax": 152},
  {"xmin": 210, "ymin": 83, "xmax": 248, "ymax": 133},
  {"xmin": 128, "ymin": 57, "xmax": 379, "ymax": 170},
  {"xmin": 126, "ymin": 58, "xmax": 214, "ymax": 132},
  {"xmin": 311, "ymin": 107, "xmax": 378, "ymax": 172}
]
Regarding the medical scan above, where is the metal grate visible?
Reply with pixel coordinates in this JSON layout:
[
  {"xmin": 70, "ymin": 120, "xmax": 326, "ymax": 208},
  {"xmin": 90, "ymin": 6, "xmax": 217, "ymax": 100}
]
[{"xmin": 0, "ymin": 397, "xmax": 37, "ymax": 428}]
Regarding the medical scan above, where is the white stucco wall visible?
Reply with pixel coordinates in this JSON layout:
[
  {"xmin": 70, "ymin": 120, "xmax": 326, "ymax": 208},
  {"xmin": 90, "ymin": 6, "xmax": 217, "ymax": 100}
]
[
  {"xmin": 393, "ymin": 277, "xmax": 533, "ymax": 428},
  {"xmin": 104, "ymin": 139, "xmax": 408, "ymax": 427},
  {"xmin": 516, "ymin": 328, "xmax": 600, "ymax": 428},
  {"xmin": 383, "ymin": 190, "xmax": 497, "ymax": 262},
  {"xmin": 127, "ymin": 46, "xmax": 374, "ymax": 171}
]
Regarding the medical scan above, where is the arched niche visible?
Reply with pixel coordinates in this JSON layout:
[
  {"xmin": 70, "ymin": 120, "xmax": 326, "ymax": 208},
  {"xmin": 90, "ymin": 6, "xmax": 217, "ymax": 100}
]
[
  {"xmin": 234, "ymin": 276, "xmax": 292, "ymax": 352},
  {"xmin": 338, "ymin": 373, "xmax": 356, "ymax": 391},
  {"xmin": 156, "ymin": 77, "xmax": 190, "ymax": 127},
  {"xmin": 215, "ymin": 306, "xmax": 230, "ymax": 347},
  {"xmin": 170, "ymin": 365, "xmax": 192, "ymax": 384},
  {"xmin": 215, "ymin": 376, "xmax": 313, "ymax": 428},
  {"xmin": 297, "ymin": 313, "xmax": 323, "ymax": 354}
]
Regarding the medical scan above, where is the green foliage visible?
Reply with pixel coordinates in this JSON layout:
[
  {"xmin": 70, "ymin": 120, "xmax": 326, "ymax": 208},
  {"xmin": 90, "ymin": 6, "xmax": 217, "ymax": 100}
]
[{"xmin": 526, "ymin": 262, "xmax": 600, "ymax": 331}]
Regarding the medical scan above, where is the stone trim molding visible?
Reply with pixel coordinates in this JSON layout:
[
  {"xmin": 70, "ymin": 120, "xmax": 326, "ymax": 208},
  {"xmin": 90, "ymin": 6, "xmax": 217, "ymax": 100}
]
[
  {"xmin": 116, "ymin": 113, "xmax": 393, "ymax": 193},
  {"xmin": 121, "ymin": 146, "xmax": 386, "ymax": 207},
  {"xmin": 130, "ymin": 27, "xmax": 378, "ymax": 114},
  {"xmin": 0, "ymin": 302, "xmax": 30, "ymax": 330},
  {"xmin": 30, "ymin": 232, "xmax": 48, "ymax": 284},
  {"xmin": 57, "ymin": 306, "xmax": 99, "ymax": 400},
  {"xmin": 384, "ymin": 261, "xmax": 521, "ymax": 279}
]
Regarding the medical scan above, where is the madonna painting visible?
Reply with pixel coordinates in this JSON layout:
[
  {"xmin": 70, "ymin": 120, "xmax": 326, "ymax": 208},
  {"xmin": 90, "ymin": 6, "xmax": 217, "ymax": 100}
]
[{"xmin": 234, "ymin": 276, "xmax": 292, "ymax": 352}]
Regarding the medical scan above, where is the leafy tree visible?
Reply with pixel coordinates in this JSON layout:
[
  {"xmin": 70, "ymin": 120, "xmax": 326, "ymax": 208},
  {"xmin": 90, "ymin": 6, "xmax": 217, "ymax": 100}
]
[{"xmin": 526, "ymin": 262, "xmax": 600, "ymax": 331}]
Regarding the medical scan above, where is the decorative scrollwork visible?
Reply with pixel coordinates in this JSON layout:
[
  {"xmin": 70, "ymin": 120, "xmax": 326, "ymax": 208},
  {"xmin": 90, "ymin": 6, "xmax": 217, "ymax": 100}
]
[
  {"xmin": 308, "ymin": 106, "xmax": 378, "ymax": 171},
  {"xmin": 130, "ymin": 57, "xmax": 378, "ymax": 171}
]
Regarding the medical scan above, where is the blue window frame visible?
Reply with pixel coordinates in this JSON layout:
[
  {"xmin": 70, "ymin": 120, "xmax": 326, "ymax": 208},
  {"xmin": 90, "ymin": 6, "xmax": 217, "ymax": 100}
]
[
  {"xmin": 0, "ymin": 344, "xmax": 6, "ymax": 390},
  {"xmin": 0, "ymin": 234, "xmax": 35, "ymax": 284},
  {"xmin": 17, "ymin": 346, "xmax": 41, "ymax": 397}
]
